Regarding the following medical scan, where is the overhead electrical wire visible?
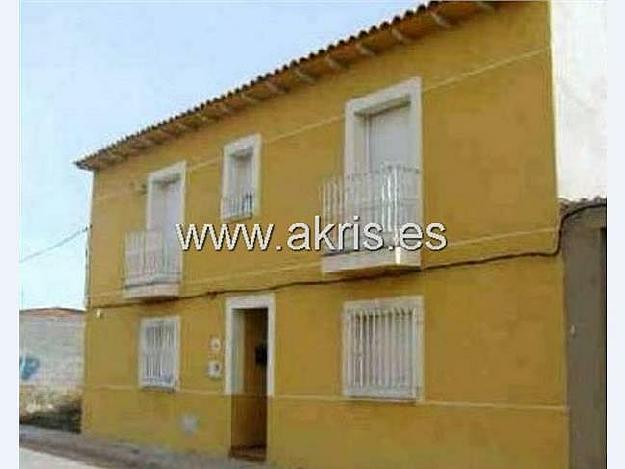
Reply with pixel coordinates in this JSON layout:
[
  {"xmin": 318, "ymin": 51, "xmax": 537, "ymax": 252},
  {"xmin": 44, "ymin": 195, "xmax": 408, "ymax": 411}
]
[
  {"xmin": 87, "ymin": 201, "xmax": 606, "ymax": 309},
  {"xmin": 20, "ymin": 226, "xmax": 88, "ymax": 264}
]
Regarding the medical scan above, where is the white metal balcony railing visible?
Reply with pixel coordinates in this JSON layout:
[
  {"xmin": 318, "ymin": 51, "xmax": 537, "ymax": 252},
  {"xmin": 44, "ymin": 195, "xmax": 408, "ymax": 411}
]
[
  {"xmin": 321, "ymin": 164, "xmax": 420, "ymax": 253},
  {"xmin": 124, "ymin": 230, "xmax": 181, "ymax": 288},
  {"xmin": 221, "ymin": 189, "xmax": 255, "ymax": 220}
]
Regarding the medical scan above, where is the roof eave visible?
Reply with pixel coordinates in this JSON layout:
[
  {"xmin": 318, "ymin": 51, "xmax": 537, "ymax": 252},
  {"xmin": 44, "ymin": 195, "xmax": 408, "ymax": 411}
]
[{"xmin": 75, "ymin": 1, "xmax": 495, "ymax": 172}]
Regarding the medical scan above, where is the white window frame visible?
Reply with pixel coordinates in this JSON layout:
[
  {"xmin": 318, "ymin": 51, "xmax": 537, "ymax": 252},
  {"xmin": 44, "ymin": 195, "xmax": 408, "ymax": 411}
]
[
  {"xmin": 138, "ymin": 315, "xmax": 180, "ymax": 390},
  {"xmin": 344, "ymin": 77, "xmax": 422, "ymax": 175},
  {"xmin": 342, "ymin": 296, "xmax": 424, "ymax": 400},
  {"xmin": 221, "ymin": 134, "xmax": 261, "ymax": 221},
  {"xmin": 146, "ymin": 161, "xmax": 186, "ymax": 230}
]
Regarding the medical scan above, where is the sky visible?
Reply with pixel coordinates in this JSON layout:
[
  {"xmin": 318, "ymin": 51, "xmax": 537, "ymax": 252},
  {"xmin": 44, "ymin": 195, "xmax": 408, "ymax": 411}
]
[{"xmin": 19, "ymin": 0, "xmax": 417, "ymax": 310}]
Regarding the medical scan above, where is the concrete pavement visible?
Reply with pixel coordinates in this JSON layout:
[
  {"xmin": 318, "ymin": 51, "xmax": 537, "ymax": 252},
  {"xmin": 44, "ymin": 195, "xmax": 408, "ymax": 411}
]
[
  {"xmin": 20, "ymin": 448, "xmax": 100, "ymax": 468},
  {"xmin": 20, "ymin": 425, "xmax": 269, "ymax": 469}
]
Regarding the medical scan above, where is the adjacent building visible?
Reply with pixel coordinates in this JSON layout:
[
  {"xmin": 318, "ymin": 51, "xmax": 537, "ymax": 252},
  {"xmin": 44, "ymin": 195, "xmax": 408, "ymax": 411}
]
[
  {"xmin": 19, "ymin": 308, "xmax": 85, "ymax": 416},
  {"xmin": 75, "ymin": 2, "xmax": 607, "ymax": 468}
]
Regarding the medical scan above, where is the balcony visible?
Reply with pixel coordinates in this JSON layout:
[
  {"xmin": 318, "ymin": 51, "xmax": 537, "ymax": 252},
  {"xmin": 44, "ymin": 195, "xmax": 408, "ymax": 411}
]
[
  {"xmin": 221, "ymin": 189, "xmax": 256, "ymax": 221},
  {"xmin": 124, "ymin": 230, "xmax": 181, "ymax": 299},
  {"xmin": 321, "ymin": 164, "xmax": 421, "ymax": 274}
]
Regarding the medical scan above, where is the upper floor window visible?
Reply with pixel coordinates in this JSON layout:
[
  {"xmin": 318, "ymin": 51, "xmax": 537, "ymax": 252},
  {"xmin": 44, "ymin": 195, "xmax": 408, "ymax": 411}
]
[
  {"xmin": 221, "ymin": 134, "xmax": 261, "ymax": 221},
  {"xmin": 146, "ymin": 161, "xmax": 186, "ymax": 244},
  {"xmin": 139, "ymin": 316, "xmax": 180, "ymax": 389},
  {"xmin": 325, "ymin": 79, "xmax": 422, "ymax": 252},
  {"xmin": 345, "ymin": 77, "xmax": 422, "ymax": 175},
  {"xmin": 123, "ymin": 162, "xmax": 185, "ymax": 294},
  {"xmin": 342, "ymin": 296, "xmax": 424, "ymax": 400}
]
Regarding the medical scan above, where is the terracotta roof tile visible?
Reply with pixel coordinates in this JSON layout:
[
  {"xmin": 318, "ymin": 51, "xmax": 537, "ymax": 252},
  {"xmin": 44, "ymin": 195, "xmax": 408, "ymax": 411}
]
[{"xmin": 75, "ymin": 1, "xmax": 494, "ymax": 171}]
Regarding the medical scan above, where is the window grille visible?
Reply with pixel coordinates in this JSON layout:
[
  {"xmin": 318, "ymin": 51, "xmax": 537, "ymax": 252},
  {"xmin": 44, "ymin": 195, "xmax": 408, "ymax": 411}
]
[
  {"xmin": 139, "ymin": 316, "xmax": 179, "ymax": 389},
  {"xmin": 221, "ymin": 135, "xmax": 260, "ymax": 221},
  {"xmin": 342, "ymin": 297, "xmax": 423, "ymax": 399}
]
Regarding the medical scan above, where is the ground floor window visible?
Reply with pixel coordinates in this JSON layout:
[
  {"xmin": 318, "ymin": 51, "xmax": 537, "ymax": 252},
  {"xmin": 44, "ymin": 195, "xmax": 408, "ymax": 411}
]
[
  {"xmin": 342, "ymin": 296, "xmax": 424, "ymax": 399},
  {"xmin": 139, "ymin": 316, "xmax": 180, "ymax": 389}
]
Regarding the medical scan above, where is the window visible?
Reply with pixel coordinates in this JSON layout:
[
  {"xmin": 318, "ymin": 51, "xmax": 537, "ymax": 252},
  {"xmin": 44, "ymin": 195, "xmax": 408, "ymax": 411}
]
[
  {"xmin": 147, "ymin": 161, "xmax": 185, "ymax": 235},
  {"xmin": 366, "ymin": 103, "xmax": 411, "ymax": 170},
  {"xmin": 345, "ymin": 78, "xmax": 421, "ymax": 175},
  {"xmin": 126, "ymin": 162, "xmax": 185, "ymax": 290},
  {"xmin": 338, "ymin": 79, "xmax": 422, "ymax": 252},
  {"xmin": 139, "ymin": 316, "xmax": 180, "ymax": 389},
  {"xmin": 342, "ymin": 297, "xmax": 424, "ymax": 399},
  {"xmin": 221, "ymin": 134, "xmax": 261, "ymax": 221}
]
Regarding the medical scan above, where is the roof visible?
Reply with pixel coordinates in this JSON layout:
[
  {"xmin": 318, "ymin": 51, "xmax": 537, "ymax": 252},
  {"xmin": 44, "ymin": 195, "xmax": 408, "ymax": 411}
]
[
  {"xmin": 75, "ymin": 1, "xmax": 496, "ymax": 171},
  {"xmin": 560, "ymin": 197, "xmax": 607, "ymax": 220},
  {"xmin": 20, "ymin": 307, "xmax": 85, "ymax": 319}
]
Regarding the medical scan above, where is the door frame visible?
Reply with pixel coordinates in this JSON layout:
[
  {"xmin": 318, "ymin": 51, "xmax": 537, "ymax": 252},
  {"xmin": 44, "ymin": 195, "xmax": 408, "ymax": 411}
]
[{"xmin": 224, "ymin": 293, "xmax": 275, "ymax": 397}]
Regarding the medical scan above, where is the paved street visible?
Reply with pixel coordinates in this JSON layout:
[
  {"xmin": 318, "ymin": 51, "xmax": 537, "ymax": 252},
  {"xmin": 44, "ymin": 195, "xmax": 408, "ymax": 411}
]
[
  {"xmin": 20, "ymin": 425, "xmax": 268, "ymax": 468},
  {"xmin": 20, "ymin": 448, "xmax": 100, "ymax": 468}
]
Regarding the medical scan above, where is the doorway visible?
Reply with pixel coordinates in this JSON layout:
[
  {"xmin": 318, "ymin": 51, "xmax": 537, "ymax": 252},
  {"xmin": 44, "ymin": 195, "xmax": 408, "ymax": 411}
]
[{"xmin": 225, "ymin": 295, "xmax": 275, "ymax": 462}]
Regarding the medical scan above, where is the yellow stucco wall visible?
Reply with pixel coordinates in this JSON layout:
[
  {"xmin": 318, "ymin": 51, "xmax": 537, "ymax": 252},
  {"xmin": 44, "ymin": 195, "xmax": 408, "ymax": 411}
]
[{"xmin": 83, "ymin": 2, "xmax": 568, "ymax": 468}]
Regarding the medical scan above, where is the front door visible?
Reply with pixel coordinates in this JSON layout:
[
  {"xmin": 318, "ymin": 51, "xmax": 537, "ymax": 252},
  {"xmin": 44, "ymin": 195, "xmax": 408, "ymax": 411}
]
[{"xmin": 229, "ymin": 307, "xmax": 268, "ymax": 461}]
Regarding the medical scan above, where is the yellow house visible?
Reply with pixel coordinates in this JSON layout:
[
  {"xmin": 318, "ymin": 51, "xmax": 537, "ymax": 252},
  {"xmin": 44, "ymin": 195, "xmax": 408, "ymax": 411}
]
[{"xmin": 76, "ymin": 2, "xmax": 607, "ymax": 468}]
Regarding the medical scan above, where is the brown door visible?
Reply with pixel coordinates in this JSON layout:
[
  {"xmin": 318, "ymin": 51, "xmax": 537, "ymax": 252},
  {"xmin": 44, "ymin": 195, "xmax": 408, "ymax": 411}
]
[{"xmin": 230, "ymin": 308, "xmax": 268, "ymax": 461}]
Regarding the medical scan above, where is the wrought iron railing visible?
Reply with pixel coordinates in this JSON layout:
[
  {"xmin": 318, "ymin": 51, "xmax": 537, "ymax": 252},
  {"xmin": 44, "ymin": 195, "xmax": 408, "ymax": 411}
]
[
  {"xmin": 221, "ymin": 189, "xmax": 255, "ymax": 220},
  {"xmin": 321, "ymin": 165, "xmax": 420, "ymax": 253},
  {"xmin": 124, "ymin": 230, "xmax": 181, "ymax": 288}
]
